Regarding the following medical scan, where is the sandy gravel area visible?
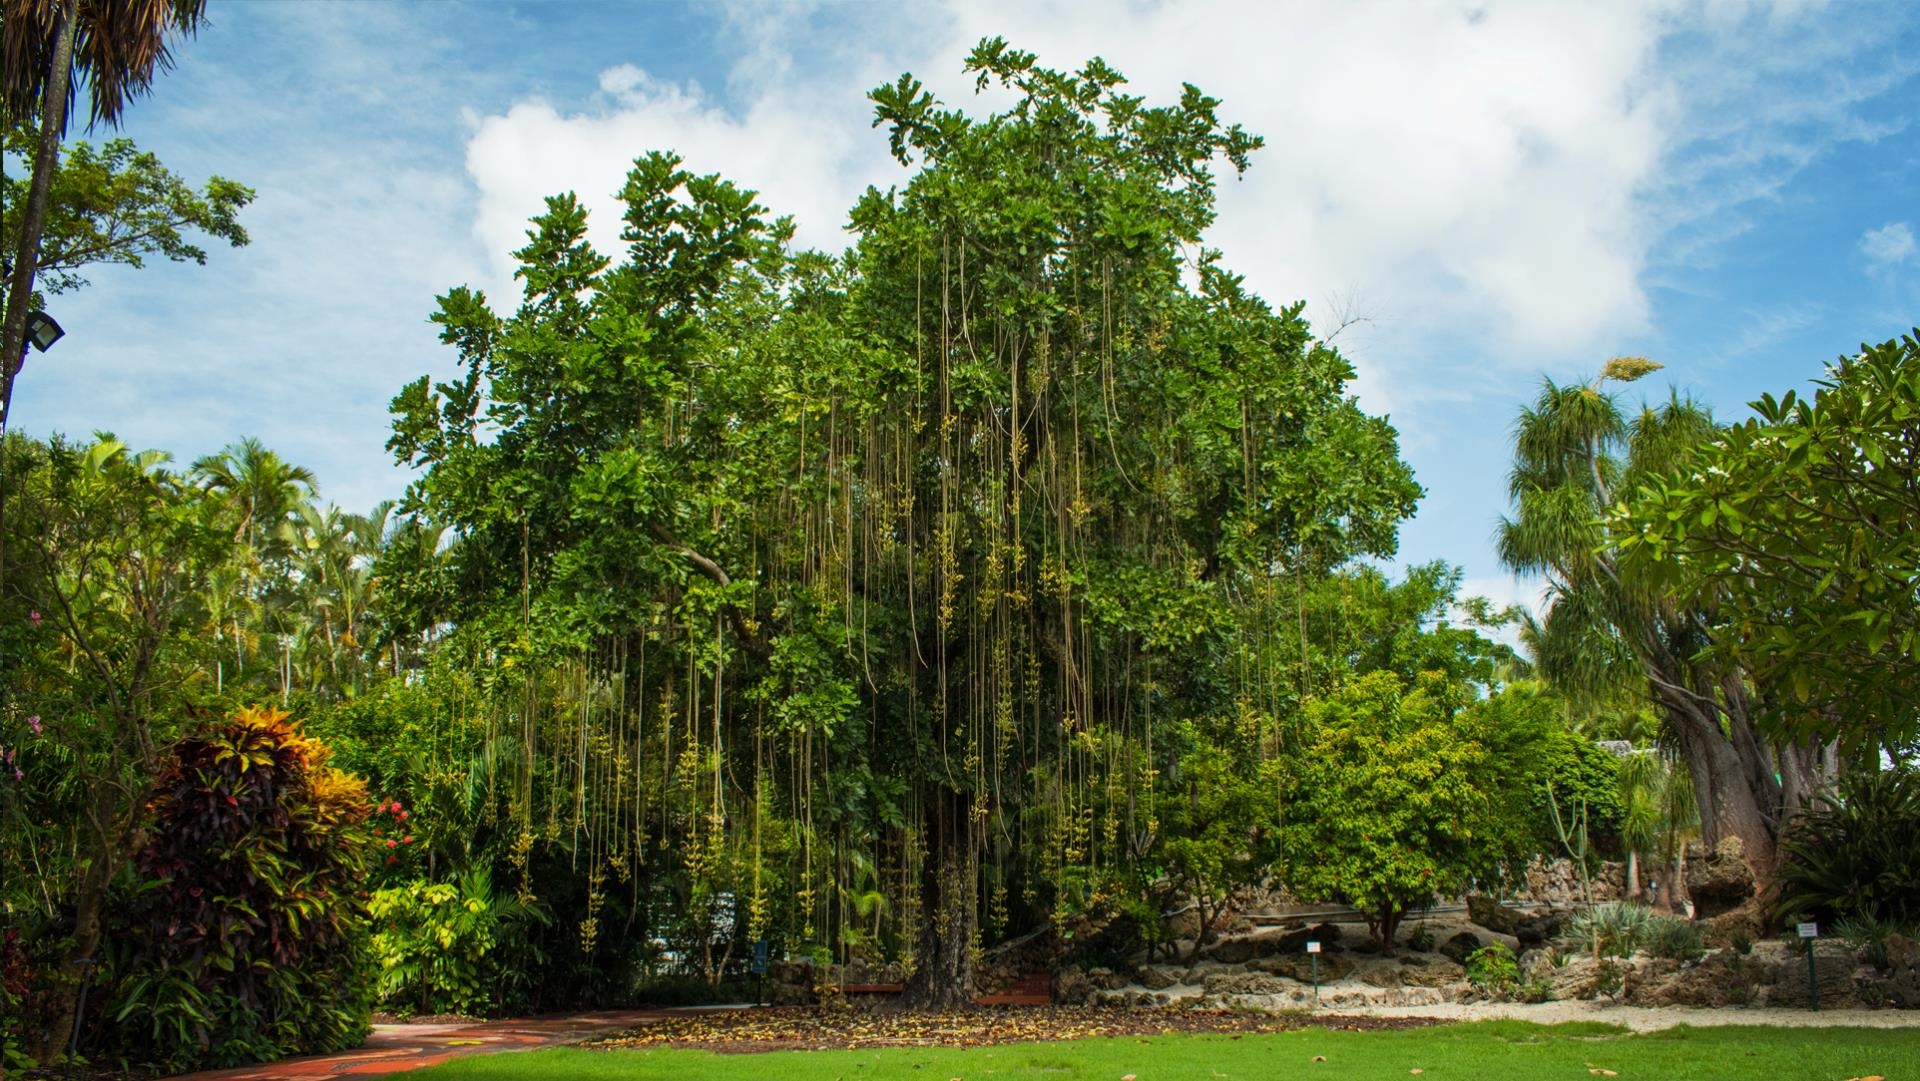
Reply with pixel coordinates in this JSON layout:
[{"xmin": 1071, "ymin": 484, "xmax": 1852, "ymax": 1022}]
[{"xmin": 1345, "ymin": 1000, "xmax": 1920, "ymax": 1030}]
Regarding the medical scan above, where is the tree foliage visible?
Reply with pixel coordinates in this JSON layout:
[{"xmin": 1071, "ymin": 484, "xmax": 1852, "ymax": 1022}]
[
  {"xmin": 1280, "ymin": 671, "xmax": 1538, "ymax": 951},
  {"xmin": 0, "ymin": 121, "xmax": 251, "ymax": 301},
  {"xmin": 1614, "ymin": 331, "xmax": 1920, "ymax": 752},
  {"xmin": 385, "ymin": 40, "xmax": 1418, "ymax": 1005}
]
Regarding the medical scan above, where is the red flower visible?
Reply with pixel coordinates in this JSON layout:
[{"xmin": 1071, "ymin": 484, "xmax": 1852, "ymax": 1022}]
[
  {"xmin": 386, "ymin": 839, "xmax": 397, "ymax": 849},
  {"xmin": 399, "ymin": 810, "xmax": 409, "ymax": 820}
]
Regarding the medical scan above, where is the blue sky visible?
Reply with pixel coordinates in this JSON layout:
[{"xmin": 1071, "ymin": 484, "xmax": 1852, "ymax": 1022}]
[{"xmin": 11, "ymin": 0, "xmax": 1918, "ymax": 613}]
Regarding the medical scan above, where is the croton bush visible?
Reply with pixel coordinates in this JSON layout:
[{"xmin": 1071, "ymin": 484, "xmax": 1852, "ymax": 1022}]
[{"xmin": 106, "ymin": 706, "xmax": 375, "ymax": 1071}]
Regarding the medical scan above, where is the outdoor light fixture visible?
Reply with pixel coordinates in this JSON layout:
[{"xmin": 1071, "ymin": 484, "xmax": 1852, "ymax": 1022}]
[{"xmin": 25, "ymin": 311, "xmax": 64, "ymax": 353}]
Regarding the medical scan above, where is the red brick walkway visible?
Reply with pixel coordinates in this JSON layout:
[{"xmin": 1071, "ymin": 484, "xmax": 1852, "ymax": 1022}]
[{"xmin": 168, "ymin": 1008, "xmax": 706, "ymax": 1080}]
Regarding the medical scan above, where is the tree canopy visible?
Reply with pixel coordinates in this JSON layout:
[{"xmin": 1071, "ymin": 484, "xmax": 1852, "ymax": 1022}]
[{"xmin": 387, "ymin": 39, "xmax": 1419, "ymax": 1005}]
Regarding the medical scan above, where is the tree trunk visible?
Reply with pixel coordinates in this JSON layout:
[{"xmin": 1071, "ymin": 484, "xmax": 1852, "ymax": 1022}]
[
  {"xmin": 903, "ymin": 787, "xmax": 977, "ymax": 1010},
  {"xmin": 1625, "ymin": 849, "xmax": 1640, "ymax": 903},
  {"xmin": 27, "ymin": 794, "xmax": 114, "ymax": 1064},
  {"xmin": 0, "ymin": 0, "xmax": 78, "ymax": 595},
  {"xmin": 1657, "ymin": 689, "xmax": 1778, "ymax": 885}
]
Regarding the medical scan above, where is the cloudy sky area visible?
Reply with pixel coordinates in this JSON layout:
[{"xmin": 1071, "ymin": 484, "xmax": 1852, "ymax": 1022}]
[{"xmin": 11, "ymin": 0, "xmax": 1919, "ymax": 613}]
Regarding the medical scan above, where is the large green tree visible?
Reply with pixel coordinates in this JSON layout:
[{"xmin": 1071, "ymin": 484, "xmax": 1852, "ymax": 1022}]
[
  {"xmin": 0, "ymin": 434, "xmax": 230, "ymax": 1061},
  {"xmin": 1614, "ymin": 331, "xmax": 1920, "ymax": 760},
  {"xmin": 1501, "ymin": 360, "xmax": 1832, "ymax": 885},
  {"xmin": 388, "ymin": 42, "xmax": 1419, "ymax": 1006}
]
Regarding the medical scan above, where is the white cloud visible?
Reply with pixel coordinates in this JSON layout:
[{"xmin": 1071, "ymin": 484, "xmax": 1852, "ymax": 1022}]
[
  {"xmin": 466, "ymin": 0, "xmax": 1678, "ymax": 366},
  {"xmin": 1860, "ymin": 221, "xmax": 1916, "ymax": 267}
]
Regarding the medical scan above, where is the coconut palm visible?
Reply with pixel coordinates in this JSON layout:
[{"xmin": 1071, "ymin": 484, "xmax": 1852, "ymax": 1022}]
[{"xmin": 1499, "ymin": 360, "xmax": 1827, "ymax": 883}]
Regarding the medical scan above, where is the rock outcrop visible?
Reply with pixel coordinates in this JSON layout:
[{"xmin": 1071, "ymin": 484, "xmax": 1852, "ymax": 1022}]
[{"xmin": 1685, "ymin": 837, "xmax": 1758, "ymax": 919}]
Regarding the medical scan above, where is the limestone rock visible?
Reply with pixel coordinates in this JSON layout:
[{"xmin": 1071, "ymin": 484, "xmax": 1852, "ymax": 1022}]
[
  {"xmin": 1136, "ymin": 964, "xmax": 1186, "ymax": 991},
  {"xmin": 1685, "ymin": 837, "xmax": 1758, "ymax": 919},
  {"xmin": 1701, "ymin": 900, "xmax": 1763, "ymax": 948},
  {"xmin": 1440, "ymin": 931, "xmax": 1484, "ymax": 965},
  {"xmin": 1396, "ymin": 955, "xmax": 1466, "ymax": 988},
  {"xmin": 1467, "ymin": 896, "xmax": 1523, "ymax": 935},
  {"xmin": 1203, "ymin": 971, "xmax": 1290, "ymax": 996},
  {"xmin": 1251, "ymin": 952, "xmax": 1357, "ymax": 983},
  {"xmin": 1051, "ymin": 966, "xmax": 1095, "ymax": 1006},
  {"xmin": 1464, "ymin": 897, "xmax": 1563, "ymax": 947}
]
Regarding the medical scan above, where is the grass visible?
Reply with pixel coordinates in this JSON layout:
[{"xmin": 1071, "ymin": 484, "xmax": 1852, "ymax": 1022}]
[{"xmin": 407, "ymin": 1020, "xmax": 1918, "ymax": 1080}]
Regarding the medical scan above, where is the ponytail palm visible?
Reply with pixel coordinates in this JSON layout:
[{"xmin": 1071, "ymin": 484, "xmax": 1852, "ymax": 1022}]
[{"xmin": 1500, "ymin": 363, "xmax": 1824, "ymax": 882}]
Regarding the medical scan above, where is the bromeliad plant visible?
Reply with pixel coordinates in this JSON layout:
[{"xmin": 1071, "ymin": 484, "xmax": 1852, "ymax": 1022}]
[{"xmin": 108, "ymin": 706, "xmax": 374, "ymax": 1072}]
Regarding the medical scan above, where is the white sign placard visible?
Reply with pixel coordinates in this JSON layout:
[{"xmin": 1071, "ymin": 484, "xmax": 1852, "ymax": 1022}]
[
  {"xmin": 1797, "ymin": 922, "xmax": 1818, "ymax": 939},
  {"xmin": 1306, "ymin": 941, "xmax": 1322, "ymax": 954}
]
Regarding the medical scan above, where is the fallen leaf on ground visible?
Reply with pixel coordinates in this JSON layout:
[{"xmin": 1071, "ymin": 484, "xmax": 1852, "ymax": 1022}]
[
  {"xmin": 1312, "ymin": 1056, "xmax": 1327, "ymax": 1062},
  {"xmin": 1589, "ymin": 1071, "xmax": 1618, "ymax": 1077},
  {"xmin": 1411, "ymin": 1070, "xmax": 1424, "ymax": 1075},
  {"xmin": 583, "ymin": 1008, "xmax": 1430, "ymax": 1054}
]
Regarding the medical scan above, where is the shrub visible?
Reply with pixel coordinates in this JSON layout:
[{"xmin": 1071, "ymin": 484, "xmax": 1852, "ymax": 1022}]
[
  {"xmin": 369, "ymin": 867, "xmax": 547, "ymax": 1017},
  {"xmin": 1833, "ymin": 914, "xmax": 1920, "ymax": 971},
  {"xmin": 1465, "ymin": 943, "xmax": 1520, "ymax": 995},
  {"xmin": 106, "ymin": 707, "xmax": 373, "ymax": 1072},
  {"xmin": 1563, "ymin": 903, "xmax": 1652, "ymax": 959},
  {"xmin": 1644, "ymin": 915, "xmax": 1704, "ymax": 962},
  {"xmin": 1777, "ymin": 769, "xmax": 1920, "ymax": 926},
  {"xmin": 1407, "ymin": 925, "xmax": 1436, "ymax": 952}
]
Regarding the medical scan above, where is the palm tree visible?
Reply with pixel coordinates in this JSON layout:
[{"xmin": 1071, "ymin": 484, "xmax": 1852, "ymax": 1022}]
[
  {"xmin": 192, "ymin": 439, "xmax": 316, "ymax": 688},
  {"xmin": 1499, "ymin": 359, "xmax": 1828, "ymax": 885},
  {"xmin": 1, "ymin": 0, "xmax": 210, "ymax": 423}
]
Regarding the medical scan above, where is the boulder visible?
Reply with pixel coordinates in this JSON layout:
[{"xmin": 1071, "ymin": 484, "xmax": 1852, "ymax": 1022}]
[
  {"xmin": 768, "ymin": 959, "xmax": 817, "ymax": 1006},
  {"xmin": 1440, "ymin": 931, "xmax": 1484, "ymax": 965},
  {"xmin": 1136, "ymin": 964, "xmax": 1187, "ymax": 991},
  {"xmin": 1701, "ymin": 900, "xmax": 1764, "ymax": 948},
  {"xmin": 1630, "ymin": 950, "xmax": 1776, "ymax": 1008},
  {"xmin": 1685, "ymin": 837, "xmax": 1758, "ymax": 919},
  {"xmin": 1051, "ymin": 965, "xmax": 1095, "ymax": 1006},
  {"xmin": 1861, "ymin": 934, "xmax": 1920, "ymax": 1008},
  {"xmin": 1465, "ymin": 898, "xmax": 1563, "ymax": 947},
  {"xmin": 1251, "ymin": 952, "xmax": 1357, "ymax": 983},
  {"xmin": 1884, "ymin": 932, "xmax": 1920, "ymax": 972},
  {"xmin": 1467, "ymin": 896, "xmax": 1524, "ymax": 935},
  {"xmin": 1203, "ymin": 971, "xmax": 1290, "ymax": 996},
  {"xmin": 1513, "ymin": 912, "xmax": 1566, "ymax": 948},
  {"xmin": 1395, "ymin": 955, "xmax": 1466, "ymax": 988}
]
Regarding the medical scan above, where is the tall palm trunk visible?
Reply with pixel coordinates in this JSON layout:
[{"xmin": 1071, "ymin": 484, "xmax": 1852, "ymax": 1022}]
[{"xmin": 0, "ymin": 1, "xmax": 78, "ymax": 595}]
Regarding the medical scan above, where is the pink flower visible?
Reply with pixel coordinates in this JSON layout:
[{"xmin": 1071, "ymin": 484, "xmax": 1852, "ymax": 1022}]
[
  {"xmin": 27, "ymin": 716, "xmax": 41, "ymax": 736},
  {"xmin": 391, "ymin": 802, "xmax": 404, "ymax": 813},
  {"xmin": 386, "ymin": 839, "xmax": 397, "ymax": 848},
  {"xmin": 402, "ymin": 835, "xmax": 413, "ymax": 844},
  {"xmin": 398, "ymin": 810, "xmax": 408, "ymax": 820},
  {"xmin": 27, "ymin": 611, "xmax": 40, "ymax": 628}
]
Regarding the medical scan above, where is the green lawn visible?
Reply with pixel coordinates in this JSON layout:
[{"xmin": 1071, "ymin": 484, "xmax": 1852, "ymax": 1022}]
[{"xmin": 407, "ymin": 1020, "xmax": 1913, "ymax": 1081}]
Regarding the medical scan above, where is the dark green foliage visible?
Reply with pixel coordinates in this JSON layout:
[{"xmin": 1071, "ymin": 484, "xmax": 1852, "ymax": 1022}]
[
  {"xmin": 0, "ymin": 124, "xmax": 251, "ymax": 300},
  {"xmin": 1616, "ymin": 332, "xmax": 1920, "ymax": 749},
  {"xmin": 1776, "ymin": 768, "xmax": 1920, "ymax": 926},
  {"xmin": 105, "ymin": 707, "xmax": 373, "ymax": 1072},
  {"xmin": 1465, "ymin": 942, "xmax": 1520, "ymax": 994},
  {"xmin": 1280, "ymin": 672, "xmax": 1540, "ymax": 950}
]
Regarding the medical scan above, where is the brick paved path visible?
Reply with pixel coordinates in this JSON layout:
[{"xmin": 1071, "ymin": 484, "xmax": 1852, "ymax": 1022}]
[{"xmin": 168, "ymin": 1008, "xmax": 704, "ymax": 1080}]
